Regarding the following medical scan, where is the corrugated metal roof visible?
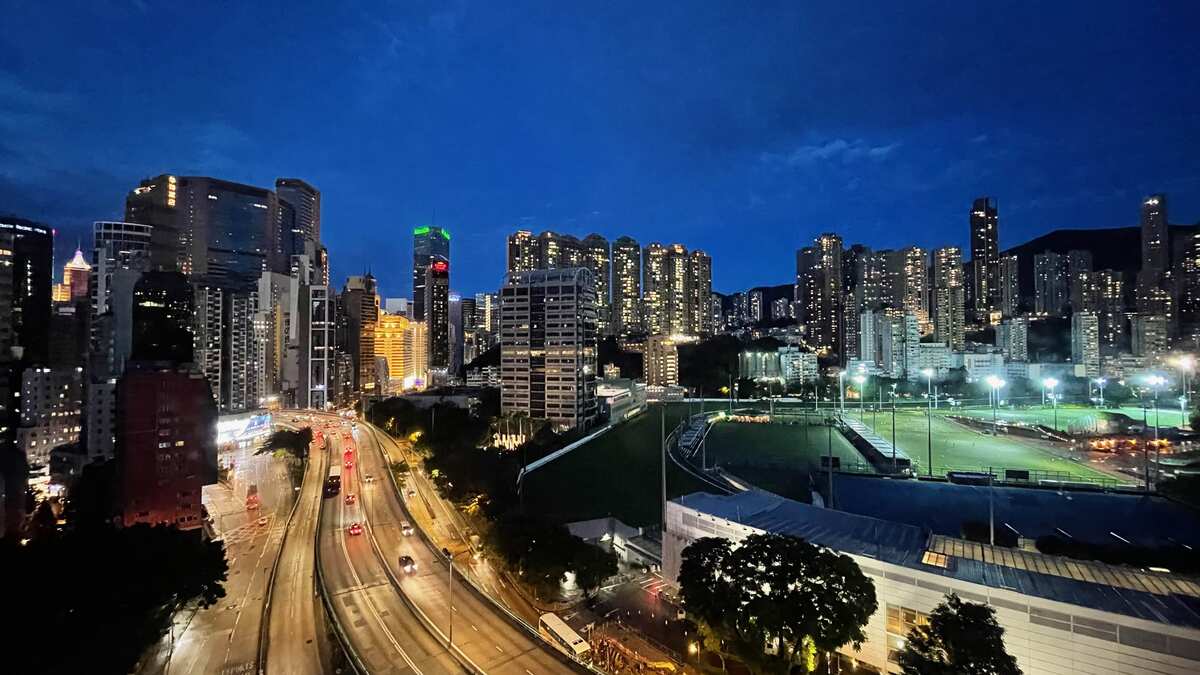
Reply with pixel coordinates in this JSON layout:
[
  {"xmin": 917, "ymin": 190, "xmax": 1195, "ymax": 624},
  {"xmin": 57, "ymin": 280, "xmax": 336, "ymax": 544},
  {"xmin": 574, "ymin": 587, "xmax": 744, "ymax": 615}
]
[{"xmin": 675, "ymin": 490, "xmax": 1200, "ymax": 629}]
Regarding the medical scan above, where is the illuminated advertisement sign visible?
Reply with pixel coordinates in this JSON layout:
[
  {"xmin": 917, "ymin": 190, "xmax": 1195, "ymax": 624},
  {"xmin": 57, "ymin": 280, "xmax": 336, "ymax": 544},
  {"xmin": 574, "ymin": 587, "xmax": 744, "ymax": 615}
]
[{"xmin": 217, "ymin": 412, "xmax": 272, "ymax": 444}]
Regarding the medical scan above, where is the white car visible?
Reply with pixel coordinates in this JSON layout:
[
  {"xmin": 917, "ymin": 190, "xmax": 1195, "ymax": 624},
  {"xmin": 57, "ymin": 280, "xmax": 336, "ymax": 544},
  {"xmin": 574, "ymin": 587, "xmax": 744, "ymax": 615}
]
[{"xmin": 401, "ymin": 522, "xmax": 414, "ymax": 536}]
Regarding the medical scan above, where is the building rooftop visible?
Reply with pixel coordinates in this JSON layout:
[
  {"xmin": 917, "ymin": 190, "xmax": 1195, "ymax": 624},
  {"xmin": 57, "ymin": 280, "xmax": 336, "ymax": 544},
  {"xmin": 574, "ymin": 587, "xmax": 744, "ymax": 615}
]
[{"xmin": 675, "ymin": 489, "xmax": 1200, "ymax": 629}]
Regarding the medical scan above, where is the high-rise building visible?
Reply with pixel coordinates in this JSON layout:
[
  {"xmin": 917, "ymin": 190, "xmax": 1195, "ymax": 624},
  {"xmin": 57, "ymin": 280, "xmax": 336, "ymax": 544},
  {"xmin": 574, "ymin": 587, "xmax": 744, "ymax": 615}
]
[
  {"xmin": 931, "ymin": 247, "xmax": 965, "ymax": 350},
  {"xmin": 424, "ymin": 259, "xmax": 450, "ymax": 370},
  {"xmin": 612, "ymin": 236, "xmax": 642, "ymax": 336},
  {"xmin": 796, "ymin": 234, "xmax": 843, "ymax": 358},
  {"xmin": 500, "ymin": 268, "xmax": 598, "ymax": 429},
  {"xmin": 643, "ymin": 243, "xmax": 696, "ymax": 336},
  {"xmin": 1140, "ymin": 194, "xmax": 1169, "ymax": 277},
  {"xmin": 275, "ymin": 178, "xmax": 321, "ymax": 252},
  {"xmin": 688, "ymin": 250, "xmax": 712, "ymax": 336},
  {"xmin": 996, "ymin": 317, "xmax": 1029, "ymax": 362},
  {"xmin": 998, "ymin": 253, "xmax": 1020, "ymax": 317},
  {"xmin": 298, "ymin": 284, "xmax": 335, "ymax": 409},
  {"xmin": 506, "ymin": 230, "xmax": 538, "ymax": 273},
  {"xmin": 1034, "ymin": 251, "xmax": 1068, "ymax": 316},
  {"xmin": 644, "ymin": 336, "xmax": 680, "ymax": 387},
  {"xmin": 60, "ymin": 248, "xmax": 91, "ymax": 303},
  {"xmin": 861, "ymin": 309, "xmax": 919, "ymax": 379},
  {"xmin": 1071, "ymin": 312, "xmax": 1101, "ymax": 378},
  {"xmin": 131, "ymin": 271, "xmax": 194, "ymax": 364},
  {"xmin": 412, "ymin": 225, "xmax": 450, "ymax": 323},
  {"xmin": 124, "ymin": 174, "xmax": 182, "ymax": 272},
  {"xmin": 1131, "ymin": 314, "xmax": 1168, "ymax": 358},
  {"xmin": 770, "ymin": 297, "xmax": 791, "ymax": 321},
  {"xmin": 581, "ymin": 235, "xmax": 612, "ymax": 334},
  {"xmin": 749, "ymin": 289, "xmax": 764, "ymax": 323},
  {"xmin": 537, "ymin": 231, "xmax": 584, "ymax": 268},
  {"xmin": 969, "ymin": 197, "xmax": 1000, "ymax": 317},
  {"xmin": 117, "ymin": 365, "xmax": 217, "ymax": 531},
  {"xmin": 474, "ymin": 292, "xmax": 499, "ymax": 336},
  {"xmin": 0, "ymin": 217, "xmax": 54, "ymax": 364},
  {"xmin": 1067, "ymin": 250, "xmax": 1094, "ymax": 313},
  {"xmin": 1092, "ymin": 269, "xmax": 1126, "ymax": 351},
  {"xmin": 375, "ymin": 312, "xmax": 412, "ymax": 395},
  {"xmin": 17, "ymin": 366, "xmax": 83, "ymax": 467},
  {"xmin": 341, "ymin": 274, "xmax": 379, "ymax": 394}
]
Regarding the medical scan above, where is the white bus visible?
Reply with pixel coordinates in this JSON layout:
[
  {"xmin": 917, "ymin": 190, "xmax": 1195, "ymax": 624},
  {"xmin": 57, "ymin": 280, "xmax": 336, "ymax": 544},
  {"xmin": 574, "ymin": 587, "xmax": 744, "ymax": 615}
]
[{"xmin": 538, "ymin": 613, "xmax": 590, "ymax": 663}]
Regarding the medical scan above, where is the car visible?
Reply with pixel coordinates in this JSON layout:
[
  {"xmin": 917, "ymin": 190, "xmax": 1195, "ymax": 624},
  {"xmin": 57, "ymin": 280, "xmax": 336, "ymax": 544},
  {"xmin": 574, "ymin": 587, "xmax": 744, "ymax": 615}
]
[
  {"xmin": 344, "ymin": 460, "xmax": 354, "ymax": 470},
  {"xmin": 401, "ymin": 521, "xmax": 414, "ymax": 536},
  {"xmin": 363, "ymin": 473, "xmax": 375, "ymax": 483},
  {"xmin": 347, "ymin": 522, "xmax": 364, "ymax": 536},
  {"xmin": 257, "ymin": 516, "xmax": 269, "ymax": 527},
  {"xmin": 399, "ymin": 555, "xmax": 417, "ymax": 573},
  {"xmin": 406, "ymin": 489, "xmax": 416, "ymax": 498},
  {"xmin": 345, "ymin": 493, "xmax": 357, "ymax": 505}
]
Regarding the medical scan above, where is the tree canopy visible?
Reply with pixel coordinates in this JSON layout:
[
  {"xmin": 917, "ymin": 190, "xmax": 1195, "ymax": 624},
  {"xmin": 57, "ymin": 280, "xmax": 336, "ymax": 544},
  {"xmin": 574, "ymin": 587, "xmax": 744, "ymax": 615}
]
[
  {"xmin": 258, "ymin": 426, "xmax": 313, "ymax": 459},
  {"xmin": 486, "ymin": 512, "xmax": 617, "ymax": 600},
  {"xmin": 679, "ymin": 534, "xmax": 877, "ymax": 674},
  {"xmin": 897, "ymin": 593, "xmax": 1021, "ymax": 675}
]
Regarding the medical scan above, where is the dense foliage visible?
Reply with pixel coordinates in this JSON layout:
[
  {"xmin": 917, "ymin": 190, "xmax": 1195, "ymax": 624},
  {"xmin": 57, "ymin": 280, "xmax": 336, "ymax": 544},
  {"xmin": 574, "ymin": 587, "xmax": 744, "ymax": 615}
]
[
  {"xmin": 257, "ymin": 426, "xmax": 314, "ymax": 459},
  {"xmin": 369, "ymin": 396, "xmax": 619, "ymax": 601},
  {"xmin": 679, "ymin": 534, "xmax": 876, "ymax": 674},
  {"xmin": 897, "ymin": 594, "xmax": 1022, "ymax": 675},
  {"xmin": 4, "ymin": 522, "xmax": 227, "ymax": 674}
]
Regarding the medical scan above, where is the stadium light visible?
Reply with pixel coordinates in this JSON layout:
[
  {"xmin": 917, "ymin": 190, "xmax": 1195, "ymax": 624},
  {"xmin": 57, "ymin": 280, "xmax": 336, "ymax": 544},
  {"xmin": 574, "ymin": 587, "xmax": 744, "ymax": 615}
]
[
  {"xmin": 1042, "ymin": 378, "xmax": 1060, "ymax": 430},
  {"xmin": 986, "ymin": 376, "xmax": 1006, "ymax": 435}
]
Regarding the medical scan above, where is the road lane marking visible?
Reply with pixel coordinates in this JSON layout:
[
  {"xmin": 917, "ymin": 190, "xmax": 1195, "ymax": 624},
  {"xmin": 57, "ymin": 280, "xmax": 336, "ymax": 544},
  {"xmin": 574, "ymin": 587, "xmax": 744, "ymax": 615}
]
[
  {"xmin": 495, "ymin": 644, "xmax": 504, "ymax": 653},
  {"xmin": 471, "ymin": 624, "xmax": 478, "ymax": 631}
]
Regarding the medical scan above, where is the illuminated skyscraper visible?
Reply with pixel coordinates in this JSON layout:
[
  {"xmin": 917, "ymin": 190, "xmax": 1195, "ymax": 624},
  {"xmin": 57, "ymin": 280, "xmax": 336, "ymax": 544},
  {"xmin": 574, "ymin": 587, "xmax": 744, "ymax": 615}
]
[
  {"xmin": 1140, "ymin": 194, "xmax": 1169, "ymax": 276},
  {"xmin": 796, "ymin": 233, "xmax": 843, "ymax": 358},
  {"xmin": 412, "ymin": 225, "xmax": 450, "ymax": 323},
  {"xmin": 688, "ymin": 250, "xmax": 713, "ymax": 335},
  {"xmin": 611, "ymin": 236, "xmax": 642, "ymax": 336},
  {"xmin": 1034, "ymin": 251, "xmax": 1068, "ymax": 316},
  {"xmin": 506, "ymin": 230, "xmax": 538, "ymax": 273},
  {"xmin": 275, "ymin": 178, "xmax": 321, "ymax": 251},
  {"xmin": 581, "ymin": 234, "xmax": 612, "ymax": 334},
  {"xmin": 969, "ymin": 197, "xmax": 999, "ymax": 317},
  {"xmin": 424, "ymin": 259, "xmax": 450, "ymax": 370},
  {"xmin": 931, "ymin": 247, "xmax": 965, "ymax": 350}
]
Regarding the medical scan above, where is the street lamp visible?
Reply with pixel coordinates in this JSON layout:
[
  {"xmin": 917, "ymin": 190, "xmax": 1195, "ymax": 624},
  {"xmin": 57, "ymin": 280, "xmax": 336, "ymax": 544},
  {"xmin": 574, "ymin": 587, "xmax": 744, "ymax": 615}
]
[
  {"xmin": 853, "ymin": 374, "xmax": 866, "ymax": 420},
  {"xmin": 1094, "ymin": 377, "xmax": 1107, "ymax": 409},
  {"xmin": 1042, "ymin": 378, "xmax": 1059, "ymax": 431},
  {"xmin": 838, "ymin": 370, "xmax": 847, "ymax": 415},
  {"xmin": 986, "ymin": 375, "xmax": 1006, "ymax": 435},
  {"xmin": 1144, "ymin": 374, "xmax": 1166, "ymax": 491},
  {"xmin": 1174, "ymin": 355, "xmax": 1194, "ymax": 409},
  {"xmin": 922, "ymin": 368, "xmax": 935, "ymax": 477}
]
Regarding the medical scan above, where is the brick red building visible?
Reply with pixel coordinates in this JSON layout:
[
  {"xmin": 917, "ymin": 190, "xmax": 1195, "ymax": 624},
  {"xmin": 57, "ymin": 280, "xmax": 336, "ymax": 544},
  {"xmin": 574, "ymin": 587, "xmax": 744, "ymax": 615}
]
[{"xmin": 117, "ymin": 365, "xmax": 217, "ymax": 530}]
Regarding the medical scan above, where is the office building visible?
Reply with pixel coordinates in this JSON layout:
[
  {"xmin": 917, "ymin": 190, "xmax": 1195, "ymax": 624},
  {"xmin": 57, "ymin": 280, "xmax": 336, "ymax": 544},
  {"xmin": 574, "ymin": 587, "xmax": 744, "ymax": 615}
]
[
  {"xmin": 474, "ymin": 292, "xmax": 499, "ymax": 336},
  {"xmin": 500, "ymin": 268, "xmax": 598, "ymax": 430},
  {"xmin": 124, "ymin": 174, "xmax": 182, "ymax": 272},
  {"xmin": 969, "ymin": 197, "xmax": 1000, "ymax": 317},
  {"xmin": 275, "ymin": 178, "xmax": 321, "ymax": 252},
  {"xmin": 1034, "ymin": 251, "xmax": 1068, "ymax": 316},
  {"xmin": 0, "ymin": 217, "xmax": 54, "ymax": 364},
  {"xmin": 424, "ymin": 259, "xmax": 450, "ymax": 370},
  {"xmin": 59, "ymin": 248, "xmax": 91, "ymax": 303},
  {"xmin": 1132, "ymin": 314, "xmax": 1168, "ymax": 358},
  {"xmin": 612, "ymin": 236, "xmax": 642, "ymax": 336},
  {"xmin": 644, "ymin": 335, "xmax": 679, "ymax": 387},
  {"xmin": 996, "ymin": 317, "xmax": 1029, "ymax": 362},
  {"xmin": 341, "ymin": 274, "xmax": 379, "ymax": 394},
  {"xmin": 375, "ymin": 312, "xmax": 412, "ymax": 395},
  {"xmin": 412, "ymin": 225, "xmax": 450, "ymax": 324},
  {"xmin": 1071, "ymin": 312, "xmax": 1101, "ymax": 377},
  {"xmin": 117, "ymin": 365, "xmax": 217, "ymax": 531},
  {"xmin": 130, "ymin": 271, "xmax": 194, "ymax": 364},
  {"xmin": 298, "ymin": 284, "xmax": 335, "ymax": 409}
]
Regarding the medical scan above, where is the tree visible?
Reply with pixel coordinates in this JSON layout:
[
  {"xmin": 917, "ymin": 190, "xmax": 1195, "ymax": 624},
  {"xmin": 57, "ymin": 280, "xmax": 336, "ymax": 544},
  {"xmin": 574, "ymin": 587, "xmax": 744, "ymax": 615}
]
[
  {"xmin": 257, "ymin": 427, "xmax": 313, "ymax": 459},
  {"xmin": 678, "ymin": 534, "xmax": 877, "ymax": 674},
  {"xmin": 897, "ymin": 593, "xmax": 1021, "ymax": 675},
  {"xmin": 572, "ymin": 540, "xmax": 618, "ymax": 597}
]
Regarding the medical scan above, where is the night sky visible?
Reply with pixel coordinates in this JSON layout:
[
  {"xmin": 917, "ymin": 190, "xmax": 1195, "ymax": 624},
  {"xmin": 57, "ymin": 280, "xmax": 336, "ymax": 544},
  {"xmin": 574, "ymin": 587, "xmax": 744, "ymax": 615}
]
[{"xmin": 2, "ymin": 2, "xmax": 1197, "ymax": 297}]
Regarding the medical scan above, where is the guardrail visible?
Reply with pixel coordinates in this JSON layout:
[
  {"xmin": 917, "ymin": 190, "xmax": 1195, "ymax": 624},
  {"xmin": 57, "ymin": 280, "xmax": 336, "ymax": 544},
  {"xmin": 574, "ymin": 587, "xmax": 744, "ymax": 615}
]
[
  {"xmin": 313, "ymin": 448, "xmax": 369, "ymax": 675},
  {"xmin": 365, "ymin": 423, "xmax": 599, "ymax": 675},
  {"xmin": 256, "ymin": 444, "xmax": 316, "ymax": 675}
]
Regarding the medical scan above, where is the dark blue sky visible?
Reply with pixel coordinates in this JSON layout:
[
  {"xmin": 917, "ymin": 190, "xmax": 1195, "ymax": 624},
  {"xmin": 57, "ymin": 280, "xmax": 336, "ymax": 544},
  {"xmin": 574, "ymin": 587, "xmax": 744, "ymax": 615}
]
[{"xmin": 2, "ymin": 2, "xmax": 1198, "ymax": 296}]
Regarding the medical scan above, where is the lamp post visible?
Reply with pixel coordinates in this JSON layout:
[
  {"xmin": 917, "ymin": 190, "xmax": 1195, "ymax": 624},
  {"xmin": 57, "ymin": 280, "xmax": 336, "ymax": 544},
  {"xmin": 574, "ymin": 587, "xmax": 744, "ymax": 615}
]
[
  {"xmin": 853, "ymin": 374, "xmax": 866, "ymax": 421},
  {"xmin": 922, "ymin": 368, "xmax": 935, "ymax": 477},
  {"xmin": 1144, "ymin": 374, "xmax": 1166, "ymax": 491},
  {"xmin": 1175, "ymin": 355, "xmax": 1194, "ymax": 410},
  {"xmin": 1042, "ymin": 378, "xmax": 1059, "ymax": 431},
  {"xmin": 890, "ymin": 383, "xmax": 898, "ymax": 471},
  {"xmin": 986, "ymin": 375, "xmax": 1006, "ymax": 436},
  {"xmin": 1094, "ymin": 377, "xmax": 1106, "ymax": 409},
  {"xmin": 838, "ymin": 370, "xmax": 846, "ymax": 415}
]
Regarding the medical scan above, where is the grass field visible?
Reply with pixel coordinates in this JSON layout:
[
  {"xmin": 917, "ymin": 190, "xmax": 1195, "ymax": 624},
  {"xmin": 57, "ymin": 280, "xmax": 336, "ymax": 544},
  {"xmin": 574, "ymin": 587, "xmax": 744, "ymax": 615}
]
[
  {"xmin": 521, "ymin": 404, "xmax": 711, "ymax": 527},
  {"xmin": 703, "ymin": 421, "xmax": 865, "ymax": 470},
  {"xmin": 948, "ymin": 404, "xmax": 1188, "ymax": 434},
  {"xmin": 858, "ymin": 410, "xmax": 1129, "ymax": 484}
]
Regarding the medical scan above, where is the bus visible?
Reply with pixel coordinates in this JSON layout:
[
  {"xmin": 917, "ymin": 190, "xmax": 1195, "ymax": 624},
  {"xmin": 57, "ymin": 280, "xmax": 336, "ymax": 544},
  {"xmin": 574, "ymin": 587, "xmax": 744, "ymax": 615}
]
[
  {"xmin": 323, "ymin": 462, "xmax": 342, "ymax": 497},
  {"xmin": 538, "ymin": 613, "xmax": 590, "ymax": 663}
]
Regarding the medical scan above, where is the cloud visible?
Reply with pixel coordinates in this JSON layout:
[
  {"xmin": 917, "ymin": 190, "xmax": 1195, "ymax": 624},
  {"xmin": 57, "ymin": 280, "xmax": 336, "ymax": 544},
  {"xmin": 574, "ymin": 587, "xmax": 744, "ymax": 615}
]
[{"xmin": 763, "ymin": 137, "xmax": 901, "ymax": 167}]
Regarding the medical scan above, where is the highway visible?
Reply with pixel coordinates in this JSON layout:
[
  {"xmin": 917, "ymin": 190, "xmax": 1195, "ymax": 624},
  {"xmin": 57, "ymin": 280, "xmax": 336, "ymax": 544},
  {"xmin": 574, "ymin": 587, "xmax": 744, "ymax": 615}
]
[
  {"xmin": 351, "ymin": 420, "xmax": 583, "ymax": 675},
  {"xmin": 316, "ymin": 425, "xmax": 462, "ymax": 675},
  {"xmin": 264, "ymin": 433, "xmax": 333, "ymax": 675},
  {"xmin": 140, "ymin": 440, "xmax": 299, "ymax": 675}
]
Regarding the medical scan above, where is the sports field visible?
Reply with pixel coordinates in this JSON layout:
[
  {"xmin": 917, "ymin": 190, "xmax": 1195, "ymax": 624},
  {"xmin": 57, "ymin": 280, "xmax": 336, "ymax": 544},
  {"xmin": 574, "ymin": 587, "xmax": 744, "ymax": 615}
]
[
  {"xmin": 521, "ymin": 404, "xmax": 711, "ymax": 527},
  {"xmin": 702, "ymin": 420, "xmax": 865, "ymax": 470},
  {"xmin": 859, "ymin": 410, "xmax": 1130, "ymax": 484},
  {"xmin": 948, "ymin": 404, "xmax": 1188, "ymax": 434}
]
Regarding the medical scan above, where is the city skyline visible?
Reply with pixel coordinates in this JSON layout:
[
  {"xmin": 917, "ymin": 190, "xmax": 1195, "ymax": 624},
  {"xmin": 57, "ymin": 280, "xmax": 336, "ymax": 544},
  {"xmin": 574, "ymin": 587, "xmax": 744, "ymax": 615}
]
[{"xmin": 3, "ymin": 3, "xmax": 1199, "ymax": 297}]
